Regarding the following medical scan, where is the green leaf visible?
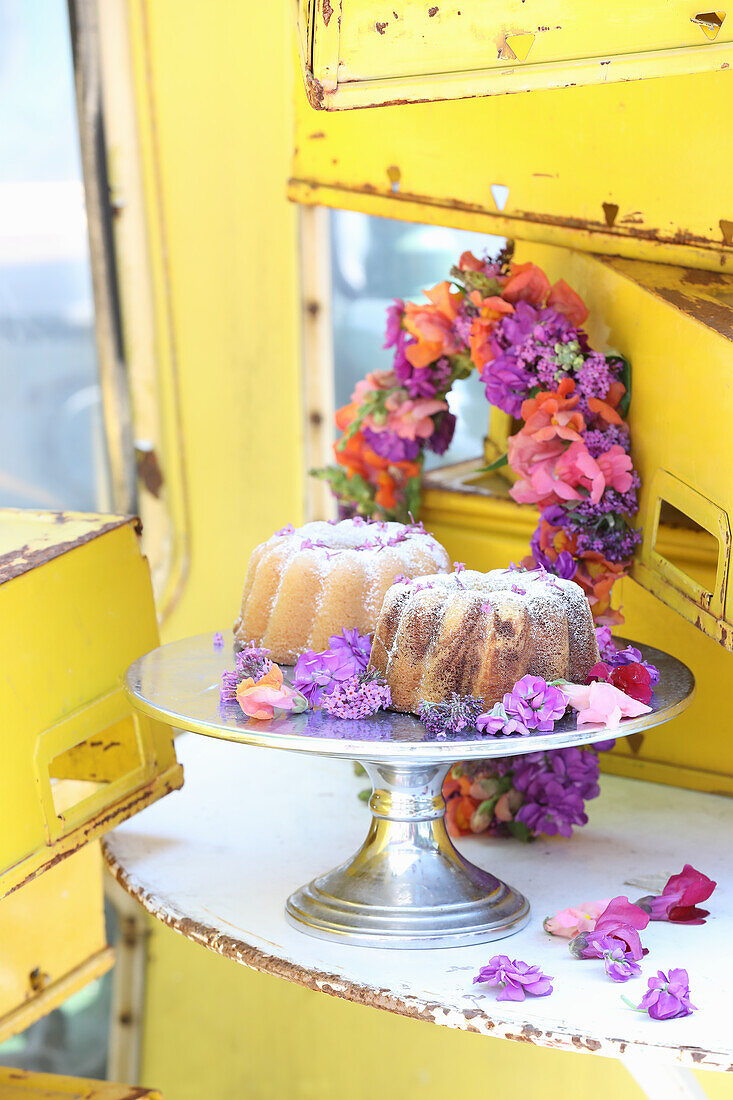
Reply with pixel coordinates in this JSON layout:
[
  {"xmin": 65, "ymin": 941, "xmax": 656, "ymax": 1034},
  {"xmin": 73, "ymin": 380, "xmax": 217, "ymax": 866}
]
[
  {"xmin": 358, "ymin": 788, "xmax": 371, "ymax": 802},
  {"xmin": 477, "ymin": 797, "xmax": 500, "ymax": 817},
  {"xmin": 507, "ymin": 820, "xmax": 533, "ymax": 843},
  {"xmin": 479, "ymin": 453, "xmax": 509, "ymax": 473}
]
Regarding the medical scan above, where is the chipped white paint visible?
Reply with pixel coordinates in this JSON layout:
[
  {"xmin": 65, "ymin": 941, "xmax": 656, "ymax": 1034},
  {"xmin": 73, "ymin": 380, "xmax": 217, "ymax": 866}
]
[{"xmin": 104, "ymin": 734, "xmax": 731, "ymax": 1073}]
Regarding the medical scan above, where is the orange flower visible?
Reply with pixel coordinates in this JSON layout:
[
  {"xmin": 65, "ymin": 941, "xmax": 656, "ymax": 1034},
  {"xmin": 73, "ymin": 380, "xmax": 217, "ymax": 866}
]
[
  {"xmin": 468, "ymin": 291, "xmax": 515, "ymax": 369},
  {"xmin": 458, "ymin": 250, "xmax": 485, "ymax": 272},
  {"xmin": 574, "ymin": 553, "xmax": 628, "ymax": 625},
  {"xmin": 404, "ymin": 281, "xmax": 462, "ymax": 367},
  {"xmin": 334, "ymin": 429, "xmax": 370, "ymax": 481},
  {"xmin": 446, "ymin": 794, "xmax": 480, "ymax": 837},
  {"xmin": 546, "ymin": 279, "xmax": 589, "ymax": 326},
  {"xmin": 520, "ymin": 378, "xmax": 586, "ymax": 444},
  {"xmin": 375, "ymin": 471, "xmax": 398, "ymax": 511},
  {"xmin": 502, "ymin": 262, "xmax": 551, "ymax": 307},
  {"xmin": 588, "ymin": 396, "xmax": 625, "ymax": 427},
  {"xmin": 236, "ymin": 666, "xmax": 305, "ymax": 720}
]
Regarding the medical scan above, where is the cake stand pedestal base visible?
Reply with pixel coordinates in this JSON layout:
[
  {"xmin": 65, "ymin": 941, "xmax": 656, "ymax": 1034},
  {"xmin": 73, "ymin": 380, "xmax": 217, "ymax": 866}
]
[{"xmin": 286, "ymin": 760, "xmax": 530, "ymax": 949}]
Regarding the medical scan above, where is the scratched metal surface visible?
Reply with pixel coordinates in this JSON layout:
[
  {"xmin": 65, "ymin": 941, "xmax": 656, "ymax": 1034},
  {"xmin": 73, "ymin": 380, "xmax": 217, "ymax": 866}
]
[
  {"xmin": 105, "ymin": 733, "xmax": 731, "ymax": 1070},
  {"xmin": 124, "ymin": 632, "xmax": 694, "ymax": 762}
]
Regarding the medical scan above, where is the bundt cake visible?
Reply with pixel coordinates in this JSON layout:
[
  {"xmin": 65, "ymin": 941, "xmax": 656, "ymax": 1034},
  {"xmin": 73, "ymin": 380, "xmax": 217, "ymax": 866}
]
[
  {"xmin": 234, "ymin": 518, "xmax": 451, "ymax": 663},
  {"xmin": 369, "ymin": 568, "xmax": 600, "ymax": 715}
]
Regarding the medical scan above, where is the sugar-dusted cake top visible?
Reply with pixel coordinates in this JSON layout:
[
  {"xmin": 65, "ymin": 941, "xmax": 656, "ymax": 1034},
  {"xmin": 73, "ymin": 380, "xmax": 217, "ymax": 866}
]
[
  {"xmin": 266, "ymin": 518, "xmax": 449, "ymax": 568},
  {"xmin": 391, "ymin": 565, "xmax": 582, "ymax": 599}
]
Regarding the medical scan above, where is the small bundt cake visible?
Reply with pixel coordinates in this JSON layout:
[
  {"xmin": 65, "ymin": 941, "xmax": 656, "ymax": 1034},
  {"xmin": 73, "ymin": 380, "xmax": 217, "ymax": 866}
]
[
  {"xmin": 234, "ymin": 519, "xmax": 451, "ymax": 663},
  {"xmin": 369, "ymin": 568, "xmax": 600, "ymax": 715}
]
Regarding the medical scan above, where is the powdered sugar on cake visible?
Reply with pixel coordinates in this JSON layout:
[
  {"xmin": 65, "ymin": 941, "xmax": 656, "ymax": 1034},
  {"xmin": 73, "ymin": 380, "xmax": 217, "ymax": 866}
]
[
  {"xmin": 369, "ymin": 567, "xmax": 600, "ymax": 715},
  {"xmin": 234, "ymin": 518, "xmax": 451, "ymax": 662}
]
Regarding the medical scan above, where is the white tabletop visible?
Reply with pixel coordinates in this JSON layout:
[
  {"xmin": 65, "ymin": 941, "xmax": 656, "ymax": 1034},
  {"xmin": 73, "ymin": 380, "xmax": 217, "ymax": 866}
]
[{"xmin": 104, "ymin": 733, "xmax": 730, "ymax": 1072}]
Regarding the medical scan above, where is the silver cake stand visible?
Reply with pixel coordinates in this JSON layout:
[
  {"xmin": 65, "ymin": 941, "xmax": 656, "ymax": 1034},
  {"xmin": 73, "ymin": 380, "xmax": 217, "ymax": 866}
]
[{"xmin": 124, "ymin": 633, "xmax": 694, "ymax": 950}]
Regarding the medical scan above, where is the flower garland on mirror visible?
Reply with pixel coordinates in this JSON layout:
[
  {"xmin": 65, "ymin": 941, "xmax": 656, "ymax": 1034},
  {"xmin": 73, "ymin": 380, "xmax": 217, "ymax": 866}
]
[{"xmin": 313, "ymin": 242, "xmax": 641, "ymax": 626}]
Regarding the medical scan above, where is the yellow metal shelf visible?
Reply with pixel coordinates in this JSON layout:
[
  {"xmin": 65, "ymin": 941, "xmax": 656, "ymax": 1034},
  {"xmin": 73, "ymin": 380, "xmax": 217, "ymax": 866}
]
[{"xmin": 0, "ymin": 511, "xmax": 183, "ymax": 899}]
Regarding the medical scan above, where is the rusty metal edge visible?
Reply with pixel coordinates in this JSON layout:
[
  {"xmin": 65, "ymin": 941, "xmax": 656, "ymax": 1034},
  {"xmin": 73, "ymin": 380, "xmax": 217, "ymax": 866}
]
[
  {"xmin": 102, "ymin": 843, "xmax": 732, "ymax": 1073},
  {"xmin": 0, "ymin": 514, "xmax": 139, "ymax": 587}
]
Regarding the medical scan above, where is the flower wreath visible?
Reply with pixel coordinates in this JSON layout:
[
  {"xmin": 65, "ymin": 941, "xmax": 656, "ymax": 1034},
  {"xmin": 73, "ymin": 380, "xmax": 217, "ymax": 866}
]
[{"xmin": 314, "ymin": 242, "xmax": 641, "ymax": 627}]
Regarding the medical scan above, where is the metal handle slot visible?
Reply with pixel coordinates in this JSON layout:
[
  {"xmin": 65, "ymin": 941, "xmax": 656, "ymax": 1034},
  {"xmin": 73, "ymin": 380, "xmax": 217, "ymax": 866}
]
[
  {"xmin": 33, "ymin": 689, "xmax": 156, "ymax": 843},
  {"xmin": 634, "ymin": 469, "xmax": 731, "ymax": 646}
]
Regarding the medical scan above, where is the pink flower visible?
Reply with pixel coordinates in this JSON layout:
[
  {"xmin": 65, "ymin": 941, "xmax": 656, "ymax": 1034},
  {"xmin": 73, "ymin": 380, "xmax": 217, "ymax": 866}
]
[
  {"xmin": 508, "ymin": 434, "xmax": 582, "ymax": 508},
  {"xmin": 236, "ymin": 666, "xmax": 307, "ymax": 721},
  {"xmin": 543, "ymin": 899, "xmax": 611, "ymax": 938},
  {"xmin": 555, "ymin": 442, "xmax": 606, "ymax": 503},
  {"xmin": 371, "ymin": 395, "xmax": 448, "ymax": 441},
  {"xmin": 595, "ymin": 444, "xmax": 634, "ymax": 495},
  {"xmin": 351, "ymin": 369, "xmax": 396, "ymax": 403},
  {"xmin": 561, "ymin": 680, "xmax": 651, "ymax": 729}
]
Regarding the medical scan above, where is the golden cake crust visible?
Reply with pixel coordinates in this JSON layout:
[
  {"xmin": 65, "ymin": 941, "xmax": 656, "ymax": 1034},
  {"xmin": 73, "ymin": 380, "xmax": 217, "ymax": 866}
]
[
  {"xmin": 234, "ymin": 519, "xmax": 451, "ymax": 663},
  {"xmin": 369, "ymin": 568, "xmax": 600, "ymax": 714}
]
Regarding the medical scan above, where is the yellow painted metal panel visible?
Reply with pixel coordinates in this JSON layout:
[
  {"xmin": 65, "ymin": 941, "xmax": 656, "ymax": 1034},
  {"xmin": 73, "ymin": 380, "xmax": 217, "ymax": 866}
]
[
  {"xmin": 324, "ymin": 1, "xmax": 733, "ymax": 90},
  {"xmin": 0, "ymin": 845, "xmax": 112, "ymax": 1045},
  {"xmin": 297, "ymin": 0, "xmax": 733, "ymax": 107},
  {"xmin": 122, "ymin": 0, "xmax": 304, "ymax": 641},
  {"xmin": 290, "ymin": 69, "xmax": 733, "ymax": 270},
  {"xmin": 0, "ymin": 1067, "xmax": 160, "ymax": 1099},
  {"xmin": 0, "ymin": 511, "xmax": 182, "ymax": 898}
]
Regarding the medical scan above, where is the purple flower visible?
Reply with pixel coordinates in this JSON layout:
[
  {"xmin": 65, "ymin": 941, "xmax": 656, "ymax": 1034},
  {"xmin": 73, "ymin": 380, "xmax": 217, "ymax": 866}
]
[
  {"xmin": 604, "ymin": 948, "xmax": 642, "ymax": 983},
  {"xmin": 503, "ymin": 675, "xmax": 567, "ymax": 733},
  {"xmin": 394, "ymin": 350, "xmax": 452, "ymax": 400},
  {"xmin": 636, "ymin": 969, "xmax": 696, "ymax": 1020},
  {"xmin": 473, "ymin": 956, "xmax": 553, "ymax": 1001},
  {"xmin": 476, "ymin": 702, "xmax": 530, "ymax": 737},
  {"xmin": 321, "ymin": 671, "xmax": 391, "ymax": 719},
  {"xmin": 361, "ymin": 426, "xmax": 421, "ymax": 463},
  {"xmin": 425, "ymin": 409, "xmax": 456, "ymax": 455},
  {"xmin": 276, "ymin": 523, "xmax": 295, "ymax": 536},
  {"xmin": 213, "ymin": 631, "xmax": 224, "ymax": 649},
  {"xmin": 570, "ymin": 930, "xmax": 618, "ymax": 960},
  {"xmin": 453, "ymin": 561, "xmax": 466, "ymax": 573},
  {"xmin": 595, "ymin": 625, "xmax": 615, "ymax": 661},
  {"xmin": 328, "ymin": 628, "xmax": 372, "ymax": 673},
  {"xmin": 571, "ymin": 896, "xmax": 648, "ymax": 961},
  {"xmin": 383, "ymin": 299, "xmax": 405, "ymax": 349},
  {"xmin": 513, "ymin": 747, "xmax": 599, "ymax": 837},
  {"xmin": 292, "ymin": 648, "xmax": 358, "ymax": 706}
]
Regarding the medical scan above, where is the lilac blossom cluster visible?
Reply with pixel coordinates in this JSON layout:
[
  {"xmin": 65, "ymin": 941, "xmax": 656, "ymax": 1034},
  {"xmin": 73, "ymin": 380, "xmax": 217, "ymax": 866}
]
[
  {"xmin": 534, "ymin": 487, "xmax": 643, "ymax": 567},
  {"xmin": 479, "ymin": 300, "xmax": 624, "ymax": 419},
  {"xmin": 419, "ymin": 693, "xmax": 486, "ymax": 739},
  {"xmin": 321, "ymin": 670, "xmax": 392, "ymax": 719},
  {"xmin": 220, "ymin": 644, "xmax": 274, "ymax": 703}
]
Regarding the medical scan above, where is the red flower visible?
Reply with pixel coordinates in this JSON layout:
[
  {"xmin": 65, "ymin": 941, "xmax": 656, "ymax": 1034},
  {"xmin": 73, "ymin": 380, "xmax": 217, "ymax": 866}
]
[
  {"xmin": 610, "ymin": 663, "xmax": 653, "ymax": 705},
  {"xmin": 638, "ymin": 865, "xmax": 717, "ymax": 924}
]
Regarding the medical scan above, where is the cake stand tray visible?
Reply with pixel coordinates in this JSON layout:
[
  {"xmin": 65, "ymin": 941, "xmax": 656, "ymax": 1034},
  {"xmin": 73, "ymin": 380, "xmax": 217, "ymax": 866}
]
[{"xmin": 124, "ymin": 633, "xmax": 694, "ymax": 949}]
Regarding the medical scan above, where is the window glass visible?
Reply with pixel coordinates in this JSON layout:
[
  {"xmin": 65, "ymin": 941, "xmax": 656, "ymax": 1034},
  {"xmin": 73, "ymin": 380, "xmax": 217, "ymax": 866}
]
[
  {"xmin": 330, "ymin": 210, "xmax": 506, "ymax": 469},
  {"xmin": 0, "ymin": 0, "xmax": 110, "ymax": 512}
]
